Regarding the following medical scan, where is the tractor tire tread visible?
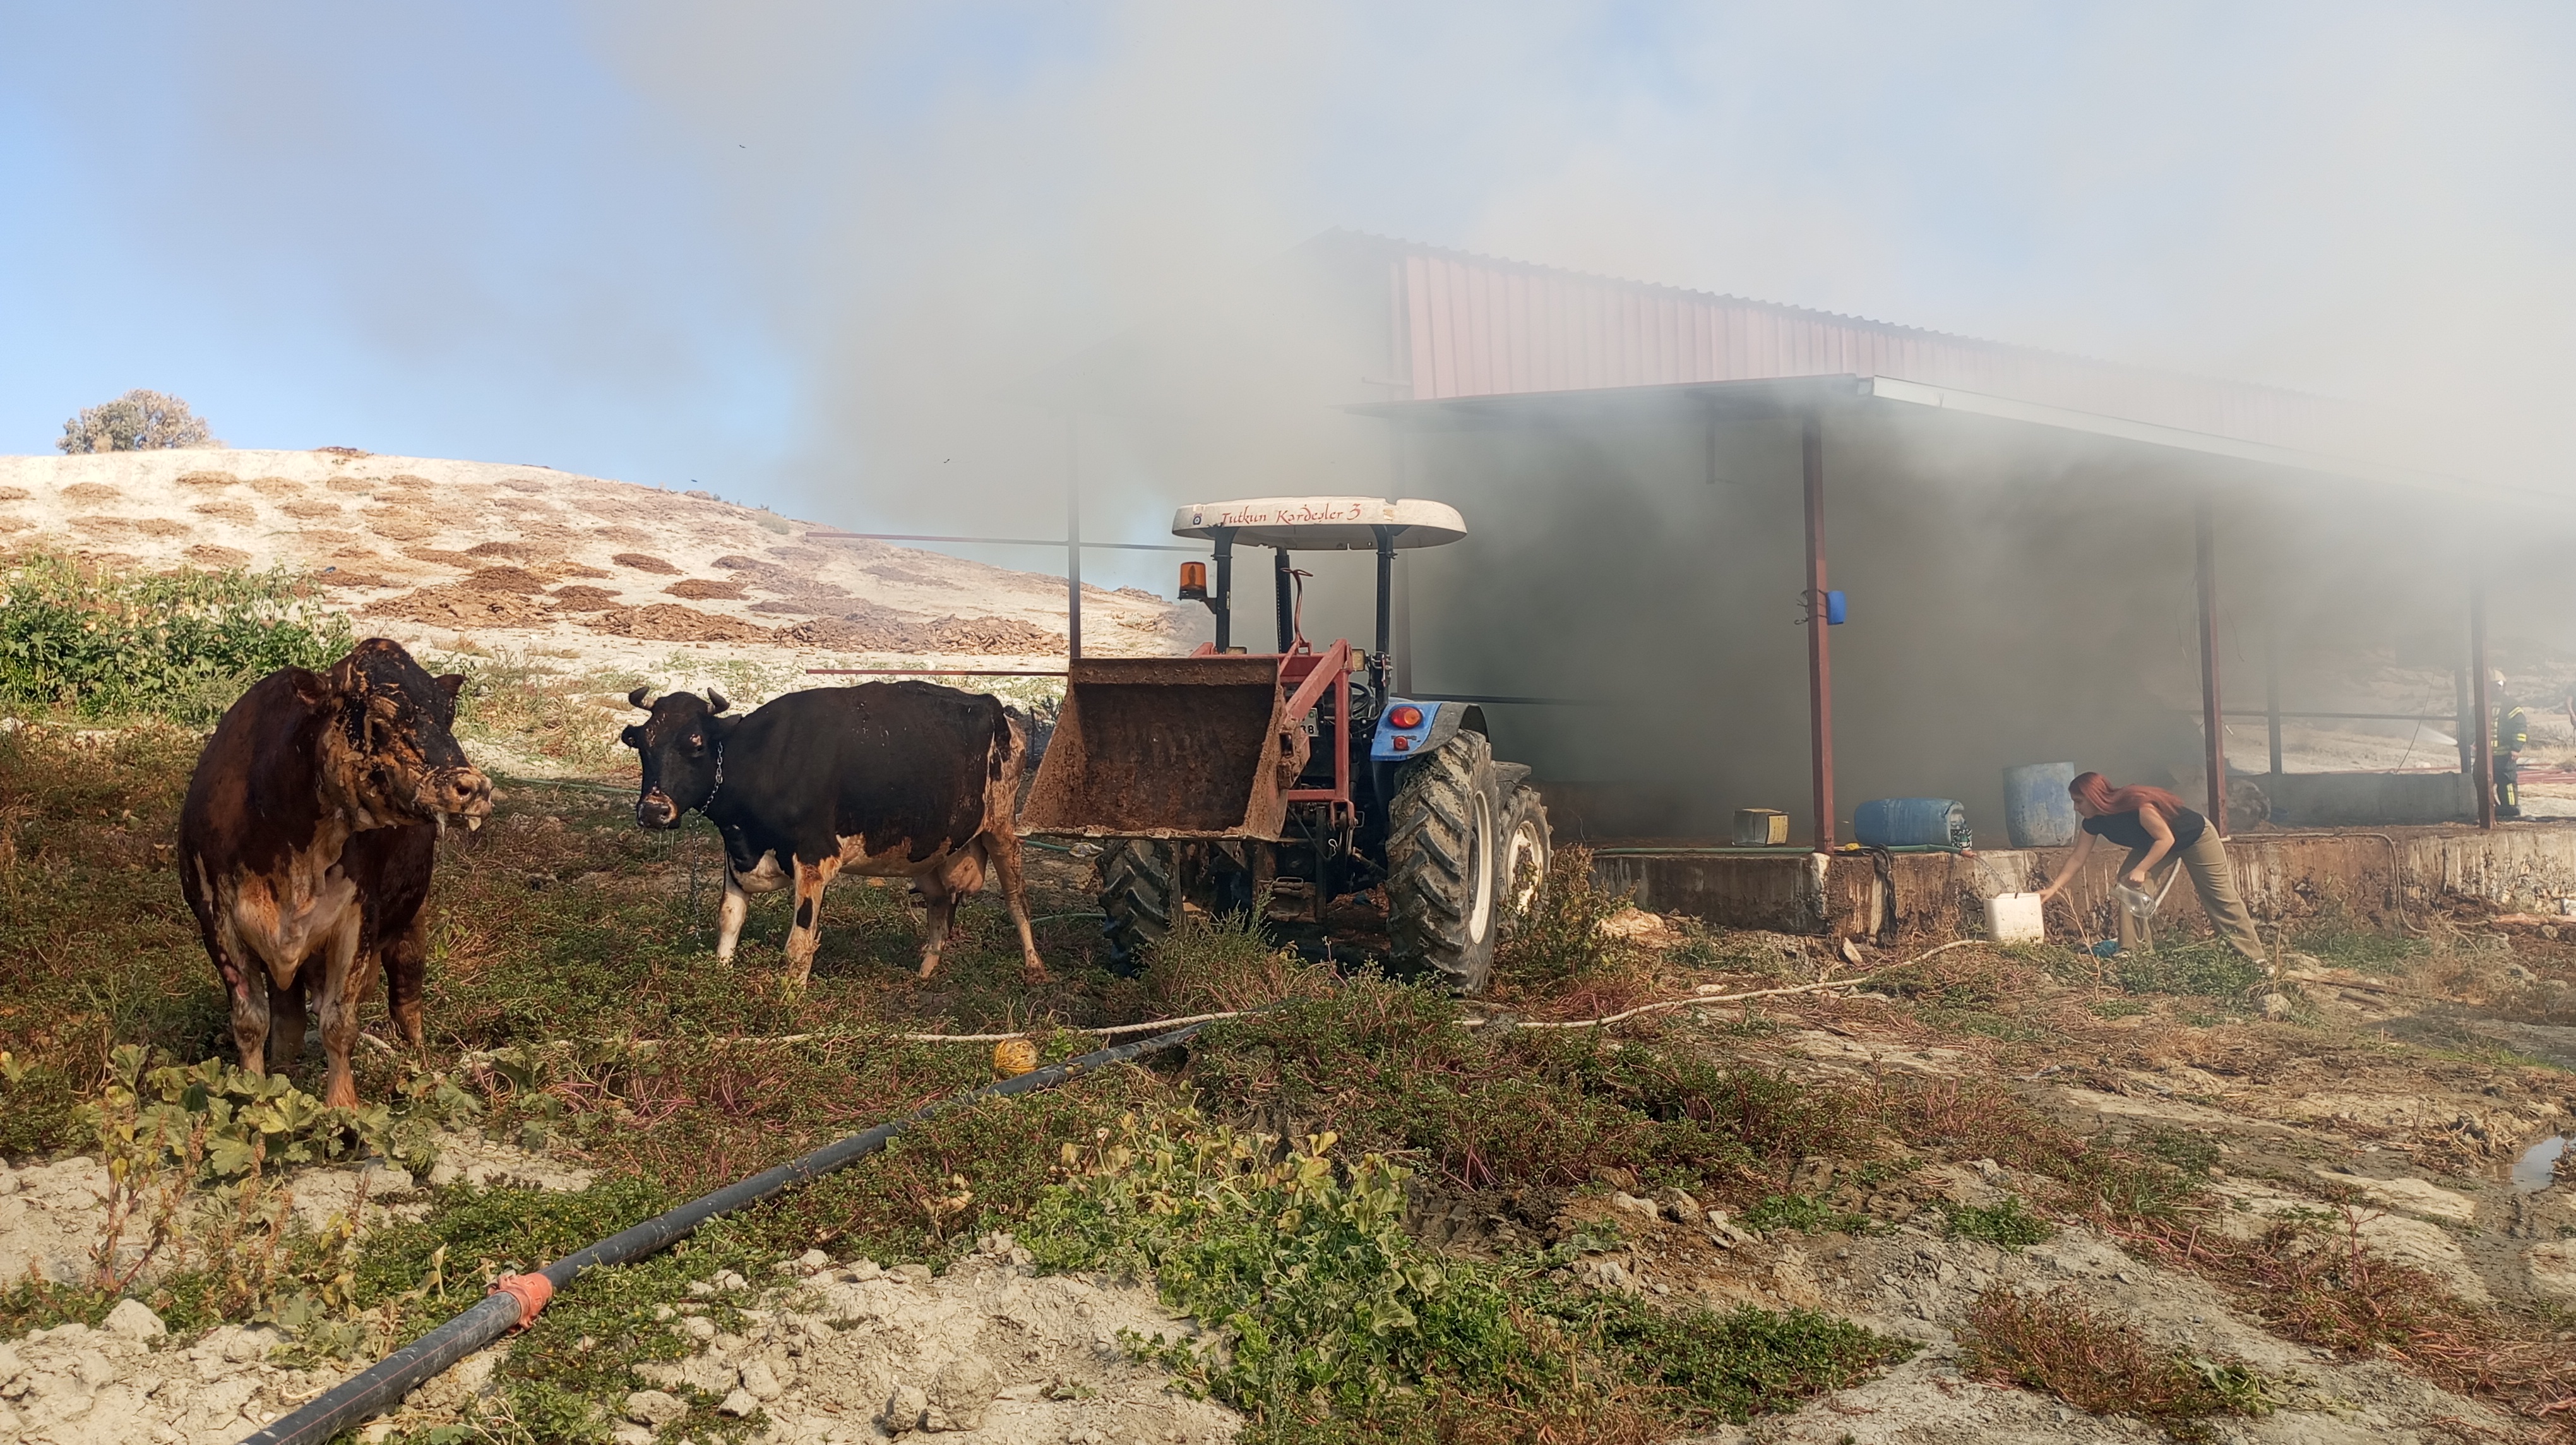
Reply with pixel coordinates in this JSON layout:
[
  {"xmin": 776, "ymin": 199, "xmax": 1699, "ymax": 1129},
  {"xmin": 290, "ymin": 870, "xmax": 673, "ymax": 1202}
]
[{"xmin": 1385, "ymin": 730, "xmax": 1496, "ymax": 992}]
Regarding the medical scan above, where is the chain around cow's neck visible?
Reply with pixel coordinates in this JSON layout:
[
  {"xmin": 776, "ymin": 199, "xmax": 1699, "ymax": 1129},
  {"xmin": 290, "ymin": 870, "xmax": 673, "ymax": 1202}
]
[{"xmin": 702, "ymin": 739, "xmax": 725, "ymax": 812}]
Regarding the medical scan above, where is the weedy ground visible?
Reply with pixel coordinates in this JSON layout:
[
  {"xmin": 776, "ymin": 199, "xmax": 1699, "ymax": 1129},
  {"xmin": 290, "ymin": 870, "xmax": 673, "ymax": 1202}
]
[{"xmin": 6, "ymin": 664, "xmax": 2576, "ymax": 1441}]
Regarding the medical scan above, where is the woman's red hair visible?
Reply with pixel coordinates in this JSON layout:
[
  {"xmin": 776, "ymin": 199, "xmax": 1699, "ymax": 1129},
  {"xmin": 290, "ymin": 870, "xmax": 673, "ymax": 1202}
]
[{"xmin": 2069, "ymin": 771, "xmax": 2190, "ymax": 820}]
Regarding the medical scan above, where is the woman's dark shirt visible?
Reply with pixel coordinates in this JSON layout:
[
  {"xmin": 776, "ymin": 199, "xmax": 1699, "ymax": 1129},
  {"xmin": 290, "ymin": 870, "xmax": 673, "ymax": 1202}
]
[{"xmin": 2082, "ymin": 806, "xmax": 2208, "ymax": 851}]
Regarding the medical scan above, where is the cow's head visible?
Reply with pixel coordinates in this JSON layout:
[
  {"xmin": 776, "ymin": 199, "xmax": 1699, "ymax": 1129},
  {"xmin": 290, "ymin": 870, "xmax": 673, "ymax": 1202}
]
[
  {"xmin": 621, "ymin": 686, "xmax": 734, "ymax": 829},
  {"xmin": 300, "ymin": 638, "xmax": 494, "ymax": 829}
]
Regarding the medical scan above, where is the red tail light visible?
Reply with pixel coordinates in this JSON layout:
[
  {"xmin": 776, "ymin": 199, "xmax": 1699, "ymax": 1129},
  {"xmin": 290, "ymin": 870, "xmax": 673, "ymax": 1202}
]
[{"xmin": 1388, "ymin": 705, "xmax": 1424, "ymax": 729}]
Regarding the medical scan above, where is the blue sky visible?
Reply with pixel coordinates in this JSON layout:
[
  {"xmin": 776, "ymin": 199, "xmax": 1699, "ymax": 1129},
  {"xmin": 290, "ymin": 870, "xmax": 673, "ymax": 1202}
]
[{"xmin": 4, "ymin": 3, "xmax": 2571, "ymax": 577}]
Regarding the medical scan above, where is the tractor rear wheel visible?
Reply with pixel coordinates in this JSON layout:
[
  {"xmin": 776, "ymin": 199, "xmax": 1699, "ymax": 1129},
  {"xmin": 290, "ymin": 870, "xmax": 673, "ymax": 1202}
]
[
  {"xmin": 1385, "ymin": 729, "xmax": 1503, "ymax": 993},
  {"xmin": 1498, "ymin": 783, "xmax": 1553, "ymax": 928},
  {"xmin": 1096, "ymin": 838, "xmax": 1179, "ymax": 976}
]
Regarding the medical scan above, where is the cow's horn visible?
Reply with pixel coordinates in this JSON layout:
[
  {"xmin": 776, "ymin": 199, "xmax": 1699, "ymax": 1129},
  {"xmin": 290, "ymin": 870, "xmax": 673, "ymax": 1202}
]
[
  {"xmin": 707, "ymin": 687, "xmax": 730, "ymax": 714},
  {"xmin": 627, "ymin": 687, "xmax": 653, "ymax": 709}
]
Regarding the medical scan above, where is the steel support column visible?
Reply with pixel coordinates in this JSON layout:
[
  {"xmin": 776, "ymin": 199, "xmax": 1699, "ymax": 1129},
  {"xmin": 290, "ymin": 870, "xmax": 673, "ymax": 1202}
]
[
  {"xmin": 1210, "ymin": 529, "xmax": 1234, "ymax": 652},
  {"xmin": 1065, "ymin": 417, "xmax": 1082, "ymax": 662},
  {"xmin": 1803, "ymin": 414, "xmax": 1835, "ymax": 850},
  {"xmin": 2264, "ymin": 621, "xmax": 2284, "ymax": 779},
  {"xmin": 1273, "ymin": 548, "xmax": 1294, "ymax": 654},
  {"xmin": 1372, "ymin": 525, "xmax": 1395, "ymax": 697},
  {"xmin": 2473, "ymin": 584, "xmax": 2495, "ymax": 829},
  {"xmin": 2195, "ymin": 498, "xmax": 2226, "ymax": 834}
]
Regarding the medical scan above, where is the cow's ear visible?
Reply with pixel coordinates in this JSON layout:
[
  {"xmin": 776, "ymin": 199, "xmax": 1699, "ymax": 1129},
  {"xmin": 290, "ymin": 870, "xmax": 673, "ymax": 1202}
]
[
  {"xmin": 433, "ymin": 673, "xmax": 467, "ymax": 703},
  {"xmin": 710, "ymin": 714, "xmax": 742, "ymax": 741},
  {"xmin": 287, "ymin": 668, "xmax": 335, "ymax": 709},
  {"xmin": 621, "ymin": 724, "xmax": 645, "ymax": 748}
]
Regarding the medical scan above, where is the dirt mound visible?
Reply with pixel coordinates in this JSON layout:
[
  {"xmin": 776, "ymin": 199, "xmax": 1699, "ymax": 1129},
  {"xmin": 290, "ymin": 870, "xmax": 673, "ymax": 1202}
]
[
  {"xmin": 611, "ymin": 553, "xmax": 680, "ymax": 575},
  {"xmin": 58, "ymin": 484, "xmax": 119, "ymax": 505},
  {"xmin": 663, "ymin": 578, "xmax": 748, "ymax": 601},
  {"xmin": 366, "ymin": 584, "xmax": 554, "ymax": 629},
  {"xmin": 462, "ymin": 540, "xmax": 537, "ymax": 561},
  {"xmin": 189, "ymin": 500, "xmax": 254, "ymax": 525},
  {"xmin": 600, "ymin": 1234, "xmax": 1239, "ymax": 1445},
  {"xmin": 460, "ymin": 567, "xmax": 551, "ymax": 594},
  {"xmin": 549, "ymin": 585, "xmax": 626, "ymax": 611},
  {"xmin": 927, "ymin": 616, "xmax": 1069, "ymax": 654},
  {"xmin": 588, "ymin": 603, "xmax": 775, "ymax": 644},
  {"xmin": 184, "ymin": 544, "xmax": 249, "ymax": 568}
]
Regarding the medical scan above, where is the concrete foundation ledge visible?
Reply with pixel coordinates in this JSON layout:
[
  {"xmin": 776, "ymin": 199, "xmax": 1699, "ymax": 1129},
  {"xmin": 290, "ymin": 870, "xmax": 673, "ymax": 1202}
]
[{"xmin": 1587, "ymin": 821, "xmax": 2576, "ymax": 942}]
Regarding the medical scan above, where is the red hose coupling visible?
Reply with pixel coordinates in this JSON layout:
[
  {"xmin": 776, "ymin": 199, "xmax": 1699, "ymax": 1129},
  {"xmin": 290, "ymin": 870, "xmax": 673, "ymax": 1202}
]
[{"xmin": 489, "ymin": 1272, "xmax": 555, "ymax": 1329}]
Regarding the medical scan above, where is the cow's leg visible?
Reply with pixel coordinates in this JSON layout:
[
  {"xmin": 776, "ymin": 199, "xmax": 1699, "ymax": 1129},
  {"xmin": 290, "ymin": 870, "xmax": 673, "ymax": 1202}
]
[
  {"xmin": 915, "ymin": 866, "xmax": 958, "ymax": 980},
  {"xmin": 915, "ymin": 849, "xmax": 987, "ymax": 980},
  {"xmin": 983, "ymin": 830, "xmax": 1049, "ymax": 983},
  {"xmin": 211, "ymin": 918, "xmax": 272, "ymax": 1079},
  {"xmin": 717, "ymin": 868, "xmax": 751, "ymax": 962},
  {"xmin": 314, "ymin": 909, "xmax": 371, "ymax": 1108},
  {"xmin": 782, "ymin": 856, "xmax": 842, "ymax": 989},
  {"xmin": 383, "ymin": 909, "xmax": 430, "ymax": 1057},
  {"xmin": 267, "ymin": 966, "xmax": 310, "ymax": 1074}
]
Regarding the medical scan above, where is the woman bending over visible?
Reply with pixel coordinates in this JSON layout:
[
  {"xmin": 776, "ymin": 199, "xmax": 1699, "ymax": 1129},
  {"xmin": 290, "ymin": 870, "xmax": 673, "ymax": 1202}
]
[{"xmin": 2036, "ymin": 771, "xmax": 2264, "ymax": 963}]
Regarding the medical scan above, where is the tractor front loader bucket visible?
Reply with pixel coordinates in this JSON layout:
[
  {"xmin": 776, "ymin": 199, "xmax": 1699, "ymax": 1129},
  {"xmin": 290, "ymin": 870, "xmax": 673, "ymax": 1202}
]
[{"xmin": 1022, "ymin": 655, "xmax": 1308, "ymax": 840}]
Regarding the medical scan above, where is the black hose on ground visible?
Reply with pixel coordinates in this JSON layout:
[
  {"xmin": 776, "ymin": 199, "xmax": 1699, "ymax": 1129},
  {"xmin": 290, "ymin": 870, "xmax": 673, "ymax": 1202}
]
[{"xmin": 239, "ymin": 1022, "xmax": 1208, "ymax": 1445}]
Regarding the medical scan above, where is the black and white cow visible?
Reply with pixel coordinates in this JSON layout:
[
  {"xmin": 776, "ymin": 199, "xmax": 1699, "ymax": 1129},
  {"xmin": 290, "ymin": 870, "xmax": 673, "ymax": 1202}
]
[{"xmin": 622, "ymin": 681, "xmax": 1046, "ymax": 985}]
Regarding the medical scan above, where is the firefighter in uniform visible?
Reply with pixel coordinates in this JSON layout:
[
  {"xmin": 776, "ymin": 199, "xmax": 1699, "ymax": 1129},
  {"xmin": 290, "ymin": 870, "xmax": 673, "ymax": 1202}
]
[{"xmin": 2494, "ymin": 671, "xmax": 2528, "ymax": 819}]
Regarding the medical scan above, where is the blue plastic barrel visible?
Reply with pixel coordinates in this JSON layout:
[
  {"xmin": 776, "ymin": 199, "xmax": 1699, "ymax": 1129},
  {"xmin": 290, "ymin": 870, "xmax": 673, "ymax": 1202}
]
[
  {"xmin": 1851, "ymin": 798, "xmax": 1971, "ymax": 849},
  {"xmin": 2001, "ymin": 762, "xmax": 2080, "ymax": 848}
]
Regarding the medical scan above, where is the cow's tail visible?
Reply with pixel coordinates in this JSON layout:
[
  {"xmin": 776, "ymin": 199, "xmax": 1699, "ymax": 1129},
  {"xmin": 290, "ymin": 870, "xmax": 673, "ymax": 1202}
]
[{"xmin": 991, "ymin": 702, "xmax": 1025, "ymax": 786}]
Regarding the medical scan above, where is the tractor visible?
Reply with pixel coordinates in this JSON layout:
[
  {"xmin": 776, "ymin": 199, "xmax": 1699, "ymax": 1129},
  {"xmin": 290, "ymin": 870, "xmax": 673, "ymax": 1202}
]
[{"xmin": 1022, "ymin": 496, "xmax": 1551, "ymax": 992}]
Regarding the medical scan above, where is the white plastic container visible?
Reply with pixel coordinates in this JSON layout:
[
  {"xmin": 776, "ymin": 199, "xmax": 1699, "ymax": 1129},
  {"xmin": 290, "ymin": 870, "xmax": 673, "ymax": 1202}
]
[{"xmin": 1984, "ymin": 891, "xmax": 2046, "ymax": 944}]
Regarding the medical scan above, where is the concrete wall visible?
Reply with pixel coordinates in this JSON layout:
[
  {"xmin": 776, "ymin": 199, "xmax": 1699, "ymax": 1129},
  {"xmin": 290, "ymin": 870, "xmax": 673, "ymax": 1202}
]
[
  {"xmin": 2261, "ymin": 770, "xmax": 2474, "ymax": 828},
  {"xmin": 1593, "ymin": 820, "xmax": 2576, "ymax": 942}
]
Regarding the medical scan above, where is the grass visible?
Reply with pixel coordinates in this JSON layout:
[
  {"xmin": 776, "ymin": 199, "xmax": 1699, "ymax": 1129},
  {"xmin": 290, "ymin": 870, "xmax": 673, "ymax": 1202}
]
[
  {"xmin": 1022, "ymin": 1110, "xmax": 1913, "ymax": 1442},
  {"xmin": 2113, "ymin": 942, "xmax": 2266, "ymax": 1001},
  {"xmin": 1959, "ymin": 1287, "xmax": 2285, "ymax": 1440},
  {"xmin": 2291, "ymin": 908, "xmax": 2427, "ymax": 976},
  {"xmin": 1739, "ymin": 1193, "xmax": 1870, "ymax": 1236},
  {"xmin": 1181, "ymin": 985, "xmax": 1873, "ymax": 1195},
  {"xmin": 1943, "ymin": 1195, "xmax": 2054, "ymax": 1249}
]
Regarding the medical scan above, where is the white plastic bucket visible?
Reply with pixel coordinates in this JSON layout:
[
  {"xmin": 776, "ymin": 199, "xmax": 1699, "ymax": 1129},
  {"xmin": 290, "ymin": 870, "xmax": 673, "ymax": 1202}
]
[{"xmin": 1984, "ymin": 891, "xmax": 2045, "ymax": 944}]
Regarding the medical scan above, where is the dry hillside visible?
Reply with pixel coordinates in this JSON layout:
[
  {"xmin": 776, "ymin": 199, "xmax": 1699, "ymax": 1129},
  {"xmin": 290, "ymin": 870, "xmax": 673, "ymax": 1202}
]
[{"xmin": 0, "ymin": 448, "xmax": 1198, "ymax": 676}]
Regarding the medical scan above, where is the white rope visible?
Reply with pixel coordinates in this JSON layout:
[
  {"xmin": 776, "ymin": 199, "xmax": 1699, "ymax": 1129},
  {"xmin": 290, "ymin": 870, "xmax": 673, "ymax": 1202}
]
[{"xmin": 446, "ymin": 938, "xmax": 1992, "ymax": 1058}]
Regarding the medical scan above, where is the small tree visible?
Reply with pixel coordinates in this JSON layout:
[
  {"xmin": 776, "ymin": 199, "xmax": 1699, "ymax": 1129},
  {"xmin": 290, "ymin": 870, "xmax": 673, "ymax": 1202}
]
[{"xmin": 57, "ymin": 389, "xmax": 219, "ymax": 453}]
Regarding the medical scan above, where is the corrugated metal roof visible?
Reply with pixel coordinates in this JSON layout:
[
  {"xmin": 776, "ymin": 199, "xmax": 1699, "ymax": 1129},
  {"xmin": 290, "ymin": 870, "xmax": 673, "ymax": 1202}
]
[{"xmin": 1363, "ymin": 233, "xmax": 2372, "ymax": 459}]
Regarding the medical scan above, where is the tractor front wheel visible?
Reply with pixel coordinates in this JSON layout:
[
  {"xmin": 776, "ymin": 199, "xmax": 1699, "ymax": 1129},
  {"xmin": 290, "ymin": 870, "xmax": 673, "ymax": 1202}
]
[
  {"xmin": 1385, "ymin": 729, "xmax": 1504, "ymax": 993},
  {"xmin": 1096, "ymin": 837, "xmax": 1180, "ymax": 976}
]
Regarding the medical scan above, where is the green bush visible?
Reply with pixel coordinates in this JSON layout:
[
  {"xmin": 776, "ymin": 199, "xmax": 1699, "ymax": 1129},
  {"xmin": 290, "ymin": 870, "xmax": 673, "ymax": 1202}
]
[
  {"xmin": 0, "ymin": 550, "xmax": 352, "ymax": 722},
  {"xmin": 2114, "ymin": 942, "xmax": 2264, "ymax": 1000},
  {"xmin": 1943, "ymin": 1194, "xmax": 2054, "ymax": 1249},
  {"xmin": 1022, "ymin": 1110, "xmax": 1911, "ymax": 1437}
]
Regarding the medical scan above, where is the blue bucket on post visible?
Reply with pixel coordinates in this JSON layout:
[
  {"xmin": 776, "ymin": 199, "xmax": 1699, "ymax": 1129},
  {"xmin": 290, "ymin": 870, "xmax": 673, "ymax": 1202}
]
[
  {"xmin": 1851, "ymin": 798, "xmax": 1971, "ymax": 849},
  {"xmin": 2001, "ymin": 762, "xmax": 2080, "ymax": 848}
]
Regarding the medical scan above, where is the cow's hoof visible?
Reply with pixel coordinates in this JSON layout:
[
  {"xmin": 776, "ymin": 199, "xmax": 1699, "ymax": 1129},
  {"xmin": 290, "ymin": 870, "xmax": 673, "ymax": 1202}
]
[{"xmin": 915, "ymin": 959, "xmax": 940, "ymax": 980}]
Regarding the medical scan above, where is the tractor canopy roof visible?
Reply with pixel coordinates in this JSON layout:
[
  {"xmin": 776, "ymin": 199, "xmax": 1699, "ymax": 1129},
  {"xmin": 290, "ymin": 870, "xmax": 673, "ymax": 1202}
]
[{"xmin": 1169, "ymin": 496, "xmax": 1465, "ymax": 551}]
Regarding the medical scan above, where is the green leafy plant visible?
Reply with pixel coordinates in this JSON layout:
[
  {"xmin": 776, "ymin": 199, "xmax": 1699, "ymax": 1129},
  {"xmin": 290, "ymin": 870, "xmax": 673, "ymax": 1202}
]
[
  {"xmin": 1740, "ymin": 1192, "xmax": 1870, "ymax": 1236},
  {"xmin": 1022, "ymin": 1110, "xmax": 1910, "ymax": 1439},
  {"xmin": 1943, "ymin": 1195, "xmax": 2054, "ymax": 1249},
  {"xmin": 2114, "ymin": 943, "xmax": 2264, "ymax": 1000},
  {"xmin": 0, "ymin": 550, "xmax": 352, "ymax": 721},
  {"xmin": 1494, "ymin": 844, "xmax": 1642, "ymax": 986}
]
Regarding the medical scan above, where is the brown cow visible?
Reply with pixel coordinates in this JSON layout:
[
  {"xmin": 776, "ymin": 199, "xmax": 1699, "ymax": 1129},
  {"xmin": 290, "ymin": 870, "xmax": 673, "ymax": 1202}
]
[{"xmin": 179, "ymin": 639, "xmax": 493, "ymax": 1106}]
